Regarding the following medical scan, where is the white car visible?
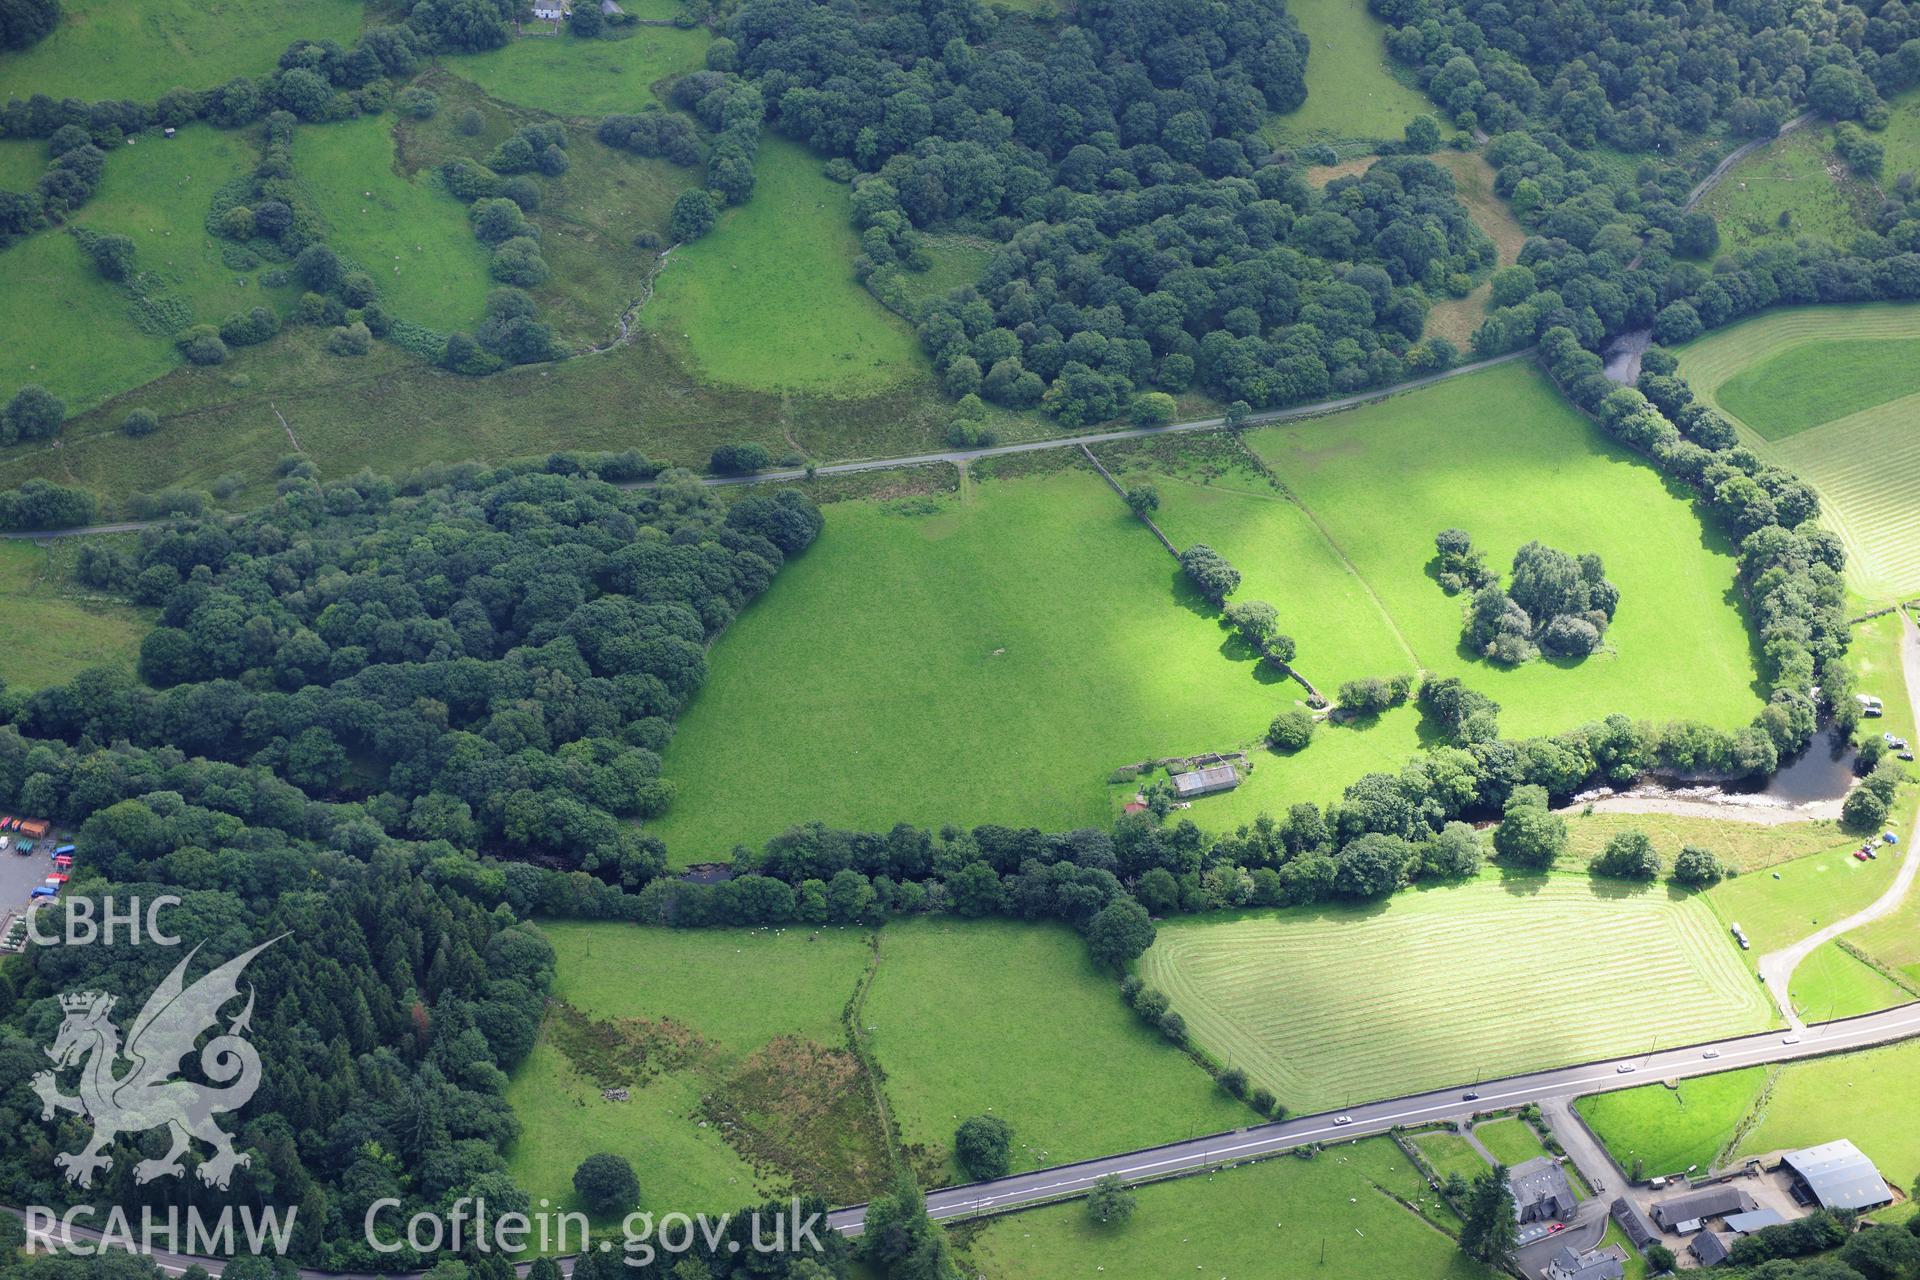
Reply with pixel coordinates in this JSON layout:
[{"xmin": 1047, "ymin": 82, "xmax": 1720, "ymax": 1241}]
[
  {"xmin": 1782, "ymin": 1035, "xmax": 1801, "ymax": 1045},
  {"xmin": 1332, "ymin": 1115, "xmax": 1353, "ymax": 1126},
  {"xmin": 1616, "ymin": 1064, "xmax": 1636, "ymax": 1073},
  {"xmin": 1702, "ymin": 1050, "xmax": 1721, "ymax": 1059}
]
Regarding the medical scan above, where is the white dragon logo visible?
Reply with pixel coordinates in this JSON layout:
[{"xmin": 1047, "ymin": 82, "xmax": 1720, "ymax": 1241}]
[{"xmin": 31, "ymin": 938, "xmax": 276, "ymax": 1190}]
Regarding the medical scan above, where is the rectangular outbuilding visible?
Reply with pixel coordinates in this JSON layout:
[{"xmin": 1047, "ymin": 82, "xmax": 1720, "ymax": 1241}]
[
  {"xmin": 1171, "ymin": 764, "xmax": 1239, "ymax": 797},
  {"xmin": 1781, "ymin": 1140, "xmax": 1893, "ymax": 1212}
]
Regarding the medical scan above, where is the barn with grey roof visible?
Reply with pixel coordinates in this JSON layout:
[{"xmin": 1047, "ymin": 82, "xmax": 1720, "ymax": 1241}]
[
  {"xmin": 1781, "ymin": 1140, "xmax": 1892, "ymax": 1212},
  {"xmin": 1172, "ymin": 764, "xmax": 1239, "ymax": 797}
]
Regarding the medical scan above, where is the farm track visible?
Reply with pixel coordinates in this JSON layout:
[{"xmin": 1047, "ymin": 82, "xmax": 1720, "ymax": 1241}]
[{"xmin": 0, "ymin": 350, "xmax": 1535, "ymax": 540}]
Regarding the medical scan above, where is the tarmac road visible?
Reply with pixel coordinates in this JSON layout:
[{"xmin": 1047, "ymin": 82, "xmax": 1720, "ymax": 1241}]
[
  {"xmin": 11, "ymin": 993, "xmax": 1919, "ymax": 1274},
  {"xmin": 826, "ymin": 1000, "xmax": 1920, "ymax": 1236}
]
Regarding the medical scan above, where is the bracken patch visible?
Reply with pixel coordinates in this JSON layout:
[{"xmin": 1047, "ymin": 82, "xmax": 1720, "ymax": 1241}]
[{"xmin": 703, "ymin": 1035, "xmax": 891, "ymax": 1204}]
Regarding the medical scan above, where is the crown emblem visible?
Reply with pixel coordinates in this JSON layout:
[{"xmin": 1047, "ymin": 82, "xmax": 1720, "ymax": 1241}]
[{"xmin": 59, "ymin": 991, "xmax": 111, "ymax": 1015}]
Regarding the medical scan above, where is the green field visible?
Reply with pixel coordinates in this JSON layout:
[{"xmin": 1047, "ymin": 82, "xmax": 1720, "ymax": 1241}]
[
  {"xmin": 1731, "ymin": 1037, "xmax": 1920, "ymax": 1192},
  {"xmin": 454, "ymin": 27, "xmax": 711, "ymax": 117},
  {"xmin": 863, "ymin": 919, "xmax": 1248, "ymax": 1180},
  {"xmin": 297, "ymin": 115, "xmax": 495, "ymax": 334},
  {"xmin": 958, "ymin": 1136, "xmax": 1492, "ymax": 1280},
  {"xmin": 1885, "ymin": 88, "xmax": 1920, "ymax": 183},
  {"xmin": 1561, "ymin": 809, "xmax": 1841, "ymax": 875},
  {"xmin": 1784, "ymin": 939, "xmax": 1912, "ymax": 1022},
  {"xmin": 1137, "ymin": 874, "xmax": 1774, "ymax": 1112},
  {"xmin": 0, "ymin": 125, "xmax": 275, "ymax": 412},
  {"xmin": 646, "ymin": 138, "xmax": 926, "ymax": 394},
  {"xmin": 1264, "ymin": 0, "xmax": 1438, "ymax": 151},
  {"xmin": 1474, "ymin": 1117, "xmax": 1552, "ymax": 1168},
  {"xmin": 506, "ymin": 918, "xmax": 1242, "ymax": 1210},
  {"xmin": 1679, "ymin": 304, "xmax": 1920, "ymax": 600},
  {"xmin": 657, "ymin": 361, "xmax": 1769, "ymax": 856},
  {"xmin": 1716, "ymin": 338, "xmax": 1920, "ymax": 441},
  {"xmin": 0, "ymin": 539, "xmax": 150, "ymax": 689},
  {"xmin": 1410, "ymin": 1128, "xmax": 1489, "ymax": 1184},
  {"xmin": 0, "ymin": 140, "xmax": 45, "ymax": 191},
  {"xmin": 0, "ymin": 0, "xmax": 364, "ymax": 102},
  {"xmin": 502, "ymin": 920, "xmax": 883, "ymax": 1215},
  {"xmin": 884, "ymin": 233, "xmax": 996, "ymax": 305},
  {"xmin": 651, "ymin": 470, "xmax": 1287, "ymax": 860},
  {"xmin": 1697, "ymin": 125, "xmax": 1867, "ymax": 258},
  {"xmin": 1244, "ymin": 361, "xmax": 1767, "ymax": 738},
  {"xmin": 1577, "ymin": 1067, "xmax": 1769, "ymax": 1178},
  {"xmin": 1704, "ymin": 825, "xmax": 1900, "ymax": 962}
]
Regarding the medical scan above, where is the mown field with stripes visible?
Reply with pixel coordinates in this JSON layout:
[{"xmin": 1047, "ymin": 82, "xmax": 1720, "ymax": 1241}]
[
  {"xmin": 1677, "ymin": 304, "xmax": 1920, "ymax": 601},
  {"xmin": 1136, "ymin": 875, "xmax": 1776, "ymax": 1113}
]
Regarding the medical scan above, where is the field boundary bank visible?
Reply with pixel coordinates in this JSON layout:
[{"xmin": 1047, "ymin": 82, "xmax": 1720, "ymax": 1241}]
[{"xmin": 1077, "ymin": 444, "xmax": 1326, "ymax": 702}]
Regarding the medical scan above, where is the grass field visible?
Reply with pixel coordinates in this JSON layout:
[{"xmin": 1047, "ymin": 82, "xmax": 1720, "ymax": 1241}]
[
  {"xmin": 1474, "ymin": 1117, "xmax": 1551, "ymax": 1168},
  {"xmin": 506, "ymin": 918, "xmax": 1240, "ymax": 1210},
  {"xmin": 1885, "ymin": 89, "xmax": 1920, "ymax": 183},
  {"xmin": 1731, "ymin": 1038, "xmax": 1920, "ymax": 1192},
  {"xmin": 392, "ymin": 72, "xmax": 691, "ymax": 348},
  {"xmin": 1577, "ymin": 1067, "xmax": 1769, "ymax": 1178},
  {"xmin": 0, "ymin": 539, "xmax": 150, "ymax": 689},
  {"xmin": 1783, "ymin": 939, "xmax": 1913, "ymax": 1021},
  {"xmin": 957, "ymin": 1136, "xmax": 1492, "ymax": 1280},
  {"xmin": 1678, "ymin": 303, "xmax": 1920, "ymax": 600},
  {"xmin": 1705, "ymin": 839, "xmax": 1899, "ymax": 967},
  {"xmin": 1423, "ymin": 151, "xmax": 1525, "ymax": 348},
  {"xmin": 1716, "ymin": 338, "xmax": 1920, "ymax": 441},
  {"xmin": 1137, "ymin": 874, "xmax": 1775, "ymax": 1111},
  {"xmin": 0, "ymin": 0, "xmax": 364, "ymax": 102},
  {"xmin": 1561, "ymin": 810, "xmax": 1841, "ymax": 875},
  {"xmin": 650, "ymin": 469, "xmax": 1289, "ymax": 860},
  {"xmin": 297, "ymin": 115, "xmax": 495, "ymax": 334},
  {"xmin": 503, "ymin": 920, "xmax": 884, "ymax": 1215},
  {"xmin": 1697, "ymin": 125, "xmax": 1867, "ymax": 258},
  {"xmin": 0, "ymin": 139, "xmax": 45, "ymax": 191},
  {"xmin": 1410, "ymin": 1128, "xmax": 1488, "ymax": 1184},
  {"xmin": 646, "ymin": 138, "xmax": 925, "ymax": 394},
  {"xmin": 0, "ymin": 125, "xmax": 275, "ymax": 412},
  {"xmin": 453, "ymin": 26, "xmax": 711, "ymax": 116},
  {"xmin": 864, "ymin": 919, "xmax": 1247, "ymax": 1180},
  {"xmin": 1244, "ymin": 361, "xmax": 1767, "ymax": 738},
  {"xmin": 885, "ymin": 234, "xmax": 996, "ymax": 305},
  {"xmin": 1263, "ymin": 0, "xmax": 1437, "ymax": 152}
]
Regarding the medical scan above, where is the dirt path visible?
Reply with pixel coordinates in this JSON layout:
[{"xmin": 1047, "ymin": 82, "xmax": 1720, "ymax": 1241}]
[
  {"xmin": 1563, "ymin": 792, "xmax": 1843, "ymax": 824},
  {"xmin": 1757, "ymin": 605, "xmax": 1920, "ymax": 1029}
]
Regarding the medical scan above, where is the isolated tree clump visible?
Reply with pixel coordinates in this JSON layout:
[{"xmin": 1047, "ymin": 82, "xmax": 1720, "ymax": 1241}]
[
  {"xmin": 0, "ymin": 384, "xmax": 65, "ymax": 444},
  {"xmin": 572, "ymin": 1153, "xmax": 639, "ymax": 1214},
  {"xmin": 1592, "ymin": 829, "xmax": 1660, "ymax": 880},
  {"xmin": 1465, "ymin": 540, "xmax": 1618, "ymax": 665},
  {"xmin": 1671, "ymin": 845, "xmax": 1724, "ymax": 887},
  {"xmin": 1268, "ymin": 709, "xmax": 1315, "ymax": 752},
  {"xmin": 1085, "ymin": 1174, "xmax": 1136, "ymax": 1225},
  {"xmin": 953, "ymin": 1115, "xmax": 1012, "ymax": 1180}
]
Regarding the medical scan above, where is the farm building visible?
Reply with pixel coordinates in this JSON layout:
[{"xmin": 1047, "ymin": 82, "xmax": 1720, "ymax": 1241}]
[
  {"xmin": 532, "ymin": 1, "xmax": 567, "ymax": 16},
  {"xmin": 1651, "ymin": 1184, "xmax": 1756, "ymax": 1233},
  {"xmin": 1509, "ymin": 1157, "xmax": 1578, "ymax": 1224},
  {"xmin": 1689, "ymin": 1231, "xmax": 1733, "ymax": 1266},
  {"xmin": 1172, "ymin": 764, "xmax": 1239, "ymax": 798},
  {"xmin": 1610, "ymin": 1198, "xmax": 1657, "ymax": 1249},
  {"xmin": 1724, "ymin": 1208, "xmax": 1787, "ymax": 1233},
  {"xmin": 1544, "ymin": 1244, "xmax": 1627, "ymax": 1280},
  {"xmin": 1780, "ymin": 1140, "xmax": 1893, "ymax": 1212}
]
